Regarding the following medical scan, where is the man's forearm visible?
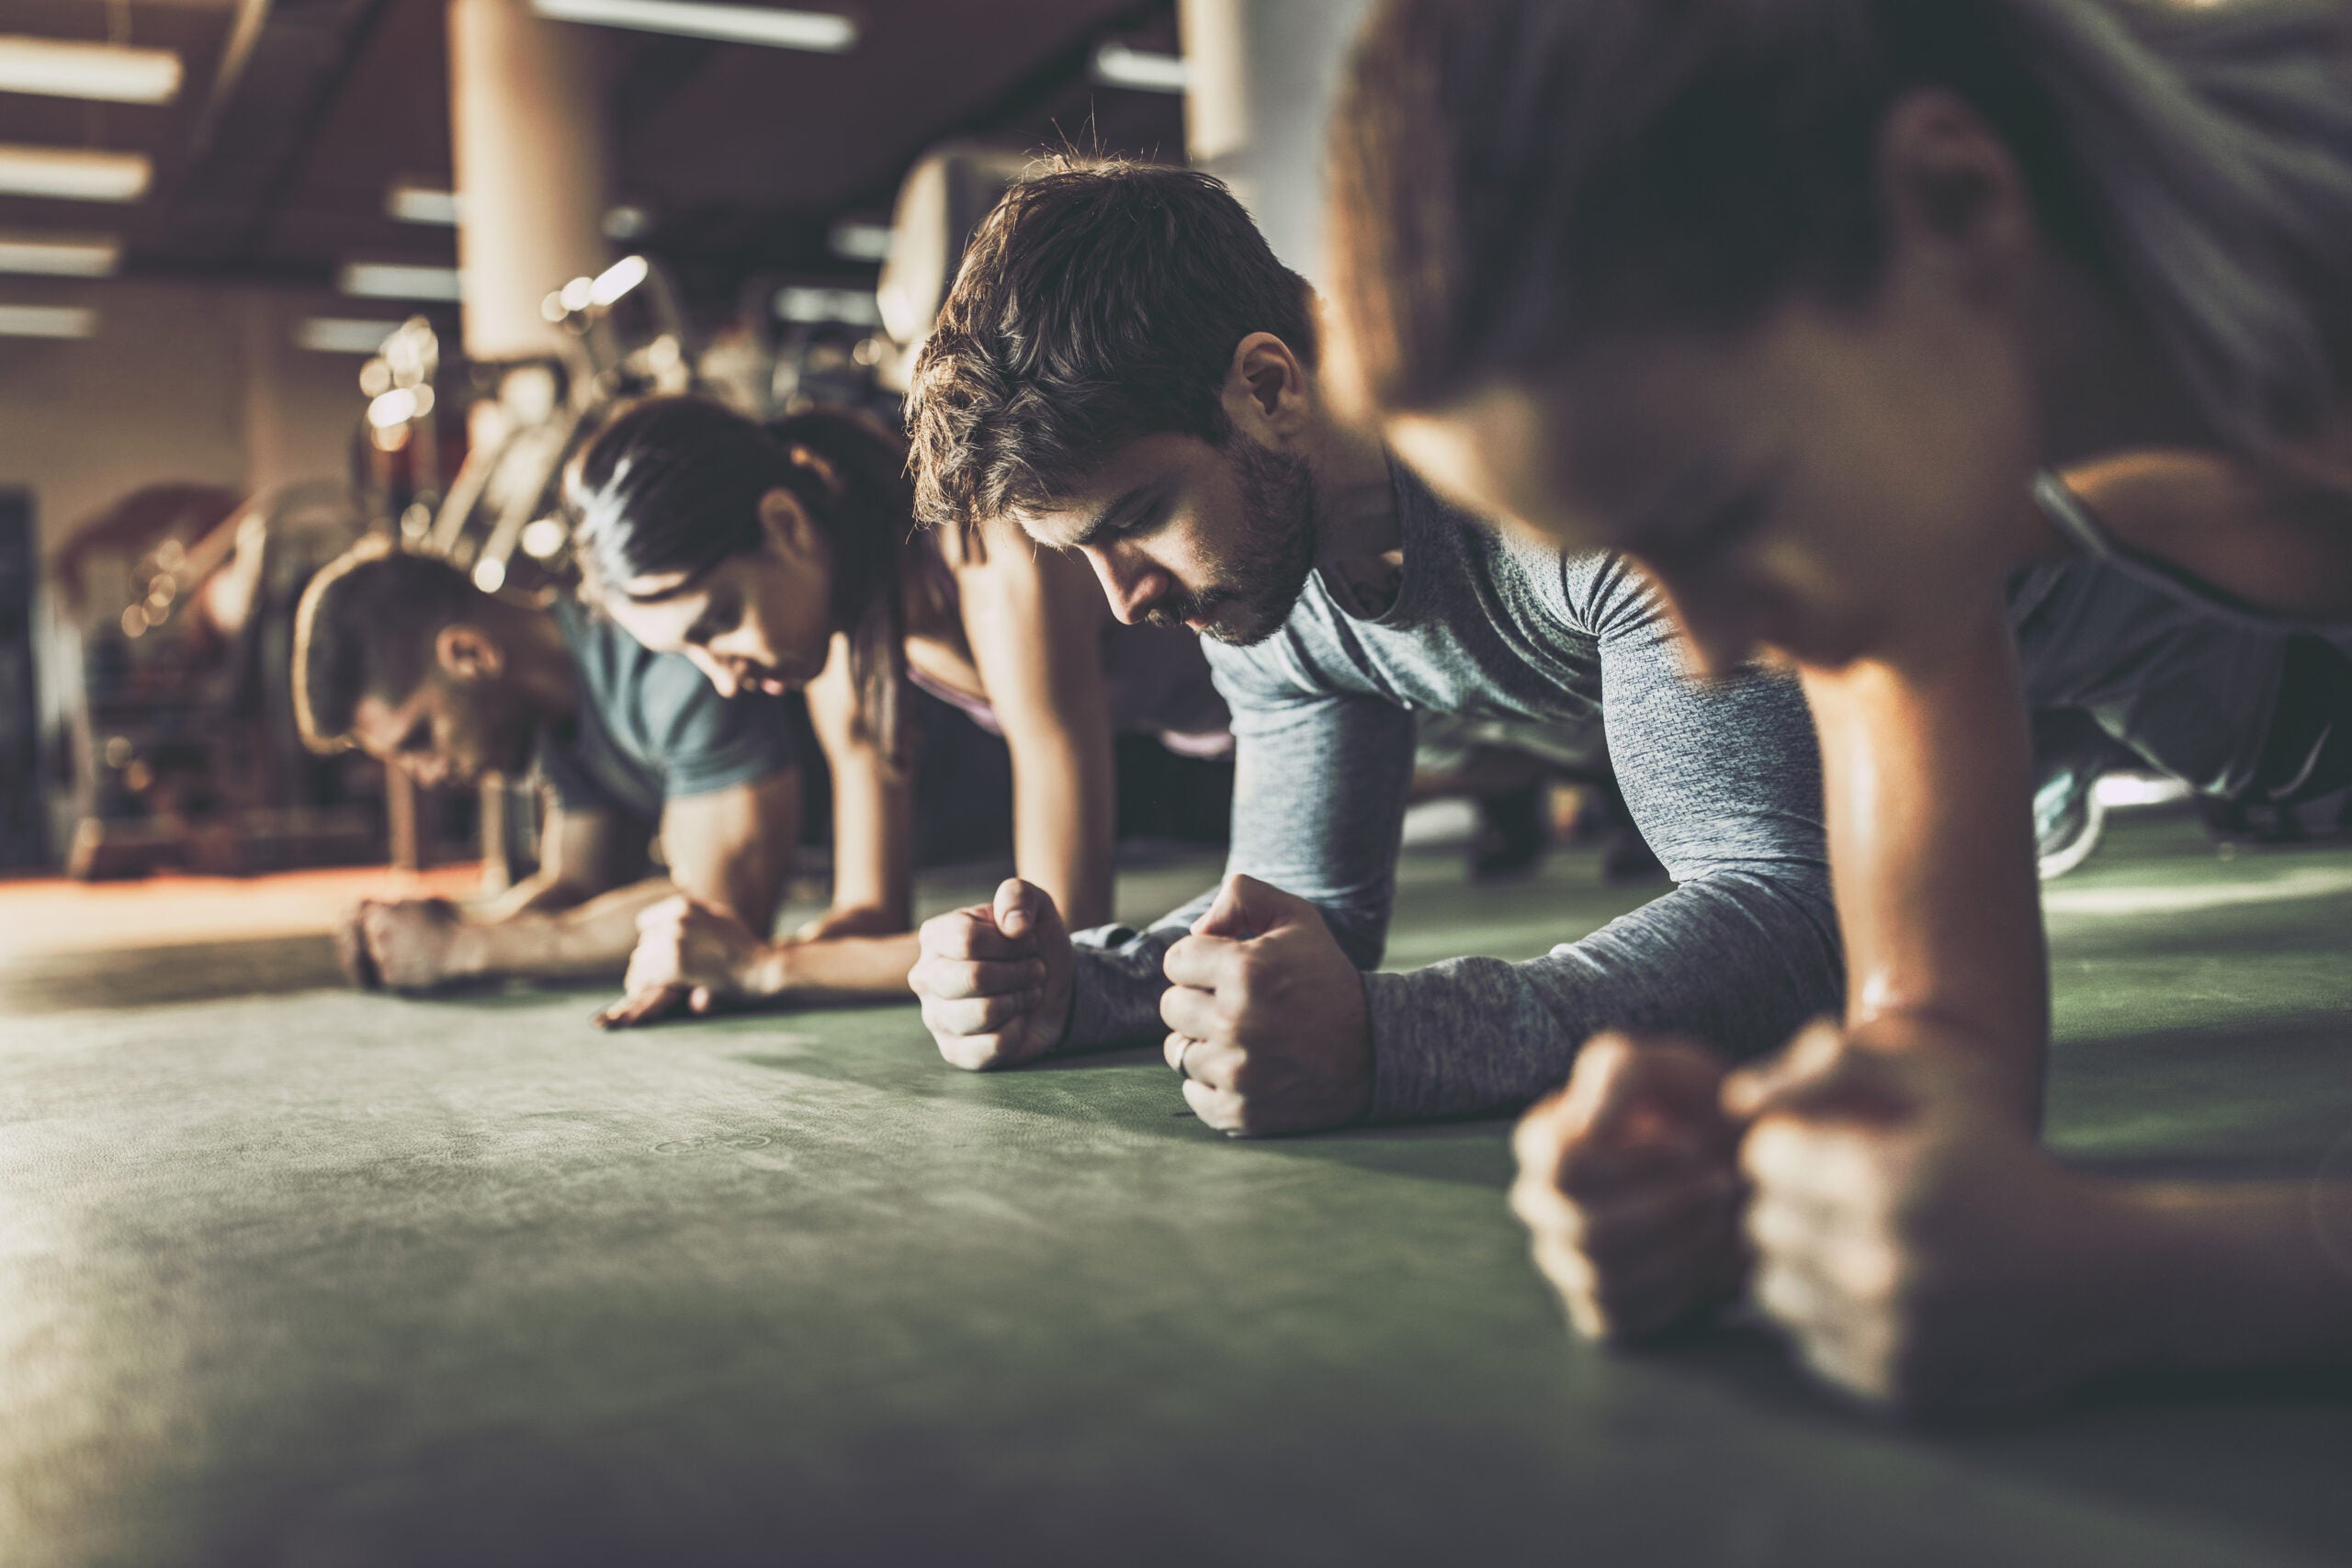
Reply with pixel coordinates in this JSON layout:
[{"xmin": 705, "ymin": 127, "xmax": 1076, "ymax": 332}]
[
  {"xmin": 1362, "ymin": 866, "xmax": 1841, "ymax": 1122},
  {"xmin": 461, "ymin": 878, "xmax": 676, "ymax": 979}
]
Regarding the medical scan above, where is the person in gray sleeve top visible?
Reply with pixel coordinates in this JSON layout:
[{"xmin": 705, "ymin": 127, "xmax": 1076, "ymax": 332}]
[
  {"xmin": 899, "ymin": 158, "xmax": 1839, "ymax": 1135},
  {"xmin": 899, "ymin": 158, "xmax": 2339, "ymax": 1146}
]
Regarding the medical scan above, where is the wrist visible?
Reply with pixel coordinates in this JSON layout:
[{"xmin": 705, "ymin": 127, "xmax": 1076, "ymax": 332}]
[{"xmin": 744, "ymin": 942, "xmax": 796, "ymax": 998}]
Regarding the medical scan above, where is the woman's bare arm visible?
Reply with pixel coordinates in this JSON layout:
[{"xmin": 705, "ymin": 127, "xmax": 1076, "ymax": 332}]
[
  {"xmin": 1797, "ymin": 584, "xmax": 2051, "ymax": 1119},
  {"xmin": 2057, "ymin": 443, "xmax": 2352, "ymax": 622},
  {"xmin": 955, "ymin": 523, "xmax": 1119, "ymax": 931},
  {"xmin": 805, "ymin": 638, "xmax": 915, "ymax": 933}
]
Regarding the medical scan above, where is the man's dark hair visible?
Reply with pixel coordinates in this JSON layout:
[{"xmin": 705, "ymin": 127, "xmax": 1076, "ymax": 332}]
[
  {"xmin": 905, "ymin": 158, "xmax": 1318, "ymax": 529},
  {"xmin": 292, "ymin": 540, "xmax": 483, "ymax": 752}
]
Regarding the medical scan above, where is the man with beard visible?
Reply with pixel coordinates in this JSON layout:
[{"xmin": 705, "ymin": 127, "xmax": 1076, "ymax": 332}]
[
  {"xmin": 900, "ymin": 160, "xmax": 2336, "ymax": 1156},
  {"xmin": 899, "ymin": 160, "xmax": 1842, "ymax": 1135},
  {"xmin": 291, "ymin": 538, "xmax": 800, "ymax": 995}
]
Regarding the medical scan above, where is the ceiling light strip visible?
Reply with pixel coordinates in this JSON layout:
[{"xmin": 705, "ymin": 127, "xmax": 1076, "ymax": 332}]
[
  {"xmin": 530, "ymin": 0, "xmax": 856, "ymax": 52},
  {"xmin": 1092, "ymin": 42, "xmax": 1188, "ymax": 93},
  {"xmin": 0, "ymin": 145, "xmax": 151, "ymax": 203},
  {"xmin": 0, "ymin": 303, "xmax": 98, "ymax": 339},
  {"xmin": 0, "ymin": 36, "xmax": 182, "ymax": 105},
  {"xmin": 338, "ymin": 263, "xmax": 464, "ymax": 301},
  {"xmin": 0, "ymin": 232, "xmax": 119, "ymax": 276}
]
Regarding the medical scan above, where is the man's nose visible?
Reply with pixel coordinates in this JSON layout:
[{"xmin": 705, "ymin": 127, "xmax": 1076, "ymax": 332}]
[{"xmin": 1085, "ymin": 546, "xmax": 1161, "ymax": 626}]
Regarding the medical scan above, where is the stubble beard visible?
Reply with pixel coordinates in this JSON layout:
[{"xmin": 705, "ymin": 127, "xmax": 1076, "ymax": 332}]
[{"xmin": 1142, "ymin": 440, "xmax": 1320, "ymax": 649}]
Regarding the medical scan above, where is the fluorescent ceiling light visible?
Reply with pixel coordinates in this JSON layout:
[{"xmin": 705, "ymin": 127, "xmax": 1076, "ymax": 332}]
[
  {"xmin": 297, "ymin": 317, "xmax": 402, "ymax": 355},
  {"xmin": 0, "ymin": 303, "xmax": 97, "ymax": 339},
  {"xmin": 828, "ymin": 220, "xmax": 891, "ymax": 263},
  {"xmin": 339, "ymin": 262, "xmax": 463, "ymax": 301},
  {"xmin": 387, "ymin": 182, "xmax": 460, "ymax": 226},
  {"xmin": 1092, "ymin": 42, "xmax": 1188, "ymax": 93},
  {"xmin": 775, "ymin": 285, "xmax": 879, "ymax": 327},
  {"xmin": 0, "ymin": 36, "xmax": 182, "ymax": 104},
  {"xmin": 0, "ymin": 144, "xmax": 151, "ymax": 203},
  {"xmin": 531, "ymin": 0, "xmax": 856, "ymax": 51},
  {"xmin": 0, "ymin": 231, "xmax": 119, "ymax": 276}
]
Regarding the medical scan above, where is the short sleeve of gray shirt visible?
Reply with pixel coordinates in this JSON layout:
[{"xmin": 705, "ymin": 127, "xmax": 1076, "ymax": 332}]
[{"xmin": 536, "ymin": 596, "xmax": 800, "ymax": 830}]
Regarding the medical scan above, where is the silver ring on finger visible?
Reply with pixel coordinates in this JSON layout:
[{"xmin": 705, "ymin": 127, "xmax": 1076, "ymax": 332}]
[{"xmin": 1173, "ymin": 1035, "xmax": 1199, "ymax": 1081}]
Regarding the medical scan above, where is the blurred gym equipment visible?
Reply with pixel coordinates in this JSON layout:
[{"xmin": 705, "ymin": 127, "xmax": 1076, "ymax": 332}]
[{"xmin": 49, "ymin": 481, "xmax": 379, "ymax": 880}]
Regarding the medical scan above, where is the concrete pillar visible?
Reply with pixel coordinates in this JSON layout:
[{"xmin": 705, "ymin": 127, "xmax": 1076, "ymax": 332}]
[
  {"xmin": 237, "ymin": 289, "xmax": 288, "ymax": 496},
  {"xmin": 1178, "ymin": 0, "xmax": 1374, "ymax": 288},
  {"xmin": 446, "ymin": 0, "xmax": 611, "ymax": 363}
]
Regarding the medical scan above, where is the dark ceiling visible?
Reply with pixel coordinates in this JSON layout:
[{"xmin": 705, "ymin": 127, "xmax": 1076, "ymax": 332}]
[{"xmin": 0, "ymin": 0, "xmax": 1184, "ymax": 307}]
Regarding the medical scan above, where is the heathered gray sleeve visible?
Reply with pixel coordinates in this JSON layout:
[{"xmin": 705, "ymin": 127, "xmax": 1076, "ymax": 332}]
[
  {"xmin": 1062, "ymin": 645, "xmax": 1417, "ymax": 1052},
  {"xmin": 1359, "ymin": 564, "xmax": 1842, "ymax": 1122}
]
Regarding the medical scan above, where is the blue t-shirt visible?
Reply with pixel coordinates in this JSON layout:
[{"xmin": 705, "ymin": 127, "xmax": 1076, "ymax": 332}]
[{"xmin": 534, "ymin": 596, "xmax": 798, "ymax": 829}]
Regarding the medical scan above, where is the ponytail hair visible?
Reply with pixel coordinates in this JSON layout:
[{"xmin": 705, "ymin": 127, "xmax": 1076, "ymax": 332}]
[
  {"xmin": 1330, "ymin": 0, "xmax": 2352, "ymax": 457},
  {"xmin": 565, "ymin": 394, "xmax": 915, "ymax": 766}
]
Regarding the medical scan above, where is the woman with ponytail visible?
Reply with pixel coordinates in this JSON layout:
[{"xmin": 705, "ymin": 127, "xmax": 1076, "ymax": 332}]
[
  {"xmin": 1328, "ymin": 0, "xmax": 2352, "ymax": 1407},
  {"xmin": 564, "ymin": 394, "xmax": 1229, "ymax": 1026}
]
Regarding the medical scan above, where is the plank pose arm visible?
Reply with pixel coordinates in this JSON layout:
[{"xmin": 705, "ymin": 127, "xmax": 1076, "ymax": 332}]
[
  {"xmin": 358, "ymin": 769, "xmax": 798, "ymax": 999},
  {"xmin": 912, "ymin": 551, "xmax": 1841, "ymax": 1141},
  {"xmin": 606, "ymin": 530, "xmax": 1121, "ymax": 1017}
]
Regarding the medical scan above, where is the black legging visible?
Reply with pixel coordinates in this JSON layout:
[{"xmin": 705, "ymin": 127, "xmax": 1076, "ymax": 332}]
[{"xmin": 2251, "ymin": 635, "xmax": 2352, "ymax": 804}]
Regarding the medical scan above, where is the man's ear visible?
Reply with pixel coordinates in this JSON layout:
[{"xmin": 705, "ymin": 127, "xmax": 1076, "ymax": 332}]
[
  {"xmin": 1875, "ymin": 88, "xmax": 2036, "ymax": 309},
  {"xmin": 435, "ymin": 623, "xmax": 503, "ymax": 682},
  {"xmin": 757, "ymin": 486, "xmax": 825, "ymax": 566},
  {"xmin": 1223, "ymin": 332, "xmax": 1314, "ymax": 441}
]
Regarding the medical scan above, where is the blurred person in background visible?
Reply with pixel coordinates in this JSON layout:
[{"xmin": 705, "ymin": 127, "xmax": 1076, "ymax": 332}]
[
  {"xmin": 292, "ymin": 539, "xmax": 800, "ymax": 993},
  {"xmin": 563, "ymin": 397, "xmax": 1231, "ymax": 1027}
]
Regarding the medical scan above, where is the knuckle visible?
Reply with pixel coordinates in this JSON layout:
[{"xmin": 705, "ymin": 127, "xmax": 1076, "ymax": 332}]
[
  {"xmin": 938, "ymin": 1032, "xmax": 999, "ymax": 1071},
  {"xmin": 1511, "ymin": 1105, "xmax": 1572, "ymax": 1168}
]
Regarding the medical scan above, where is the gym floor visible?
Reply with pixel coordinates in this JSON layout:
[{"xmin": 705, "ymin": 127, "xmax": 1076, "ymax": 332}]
[{"xmin": 4, "ymin": 816, "xmax": 2348, "ymax": 1568}]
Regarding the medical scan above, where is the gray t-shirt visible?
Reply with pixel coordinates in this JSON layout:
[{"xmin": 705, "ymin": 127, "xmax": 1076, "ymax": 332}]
[
  {"xmin": 536, "ymin": 596, "xmax": 799, "ymax": 830},
  {"xmin": 1065, "ymin": 464, "xmax": 1841, "ymax": 1124}
]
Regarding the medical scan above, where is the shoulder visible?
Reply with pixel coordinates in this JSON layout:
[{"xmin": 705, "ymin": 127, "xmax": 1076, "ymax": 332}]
[
  {"xmin": 1558, "ymin": 549, "xmax": 1671, "ymax": 639},
  {"xmin": 1199, "ymin": 617, "xmax": 1347, "ymax": 709}
]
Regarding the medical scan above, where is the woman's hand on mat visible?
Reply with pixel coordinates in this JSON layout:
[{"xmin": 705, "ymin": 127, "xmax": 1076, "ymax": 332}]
[
  {"xmin": 599, "ymin": 896, "xmax": 776, "ymax": 1028},
  {"xmin": 1157, "ymin": 875, "xmax": 1372, "ymax": 1136},
  {"xmin": 1727, "ymin": 1021, "xmax": 2131, "ymax": 1413},
  {"xmin": 910, "ymin": 878, "xmax": 1074, "ymax": 1070},
  {"xmin": 1511, "ymin": 1034, "xmax": 1747, "ymax": 1341},
  {"xmin": 345, "ymin": 897, "xmax": 478, "ymax": 992}
]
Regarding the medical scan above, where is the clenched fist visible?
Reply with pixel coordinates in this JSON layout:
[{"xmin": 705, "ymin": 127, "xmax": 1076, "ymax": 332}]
[
  {"xmin": 1510, "ymin": 1033, "xmax": 1746, "ymax": 1341},
  {"xmin": 596, "ymin": 896, "xmax": 775, "ymax": 1029},
  {"xmin": 908, "ymin": 878, "xmax": 1074, "ymax": 1070},
  {"xmin": 1726, "ymin": 1021, "xmax": 2122, "ymax": 1412},
  {"xmin": 1158, "ymin": 874, "xmax": 1371, "ymax": 1136},
  {"xmin": 334, "ymin": 897, "xmax": 477, "ymax": 992}
]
